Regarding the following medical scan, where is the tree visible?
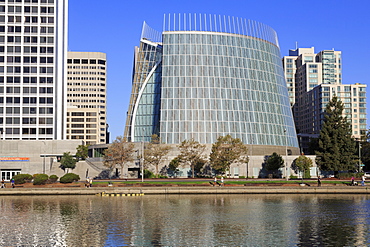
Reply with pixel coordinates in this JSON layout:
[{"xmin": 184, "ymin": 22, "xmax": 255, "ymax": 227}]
[
  {"xmin": 292, "ymin": 155, "xmax": 313, "ymax": 180},
  {"xmin": 315, "ymin": 96, "xmax": 357, "ymax": 172},
  {"xmin": 75, "ymin": 144, "xmax": 89, "ymax": 160},
  {"xmin": 60, "ymin": 152, "xmax": 77, "ymax": 173},
  {"xmin": 103, "ymin": 136, "xmax": 135, "ymax": 178},
  {"xmin": 144, "ymin": 135, "xmax": 171, "ymax": 175},
  {"xmin": 360, "ymin": 131, "xmax": 370, "ymax": 171},
  {"xmin": 265, "ymin": 152, "xmax": 284, "ymax": 177},
  {"xmin": 169, "ymin": 157, "xmax": 181, "ymax": 177},
  {"xmin": 177, "ymin": 139, "xmax": 206, "ymax": 178},
  {"xmin": 209, "ymin": 135, "xmax": 249, "ymax": 176}
]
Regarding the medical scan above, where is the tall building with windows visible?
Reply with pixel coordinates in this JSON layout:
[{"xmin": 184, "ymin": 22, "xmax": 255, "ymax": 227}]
[
  {"xmin": 0, "ymin": 0, "xmax": 68, "ymax": 140},
  {"xmin": 124, "ymin": 14, "xmax": 299, "ymax": 153},
  {"xmin": 283, "ymin": 47, "xmax": 367, "ymax": 152},
  {"xmin": 66, "ymin": 52, "xmax": 107, "ymax": 145}
]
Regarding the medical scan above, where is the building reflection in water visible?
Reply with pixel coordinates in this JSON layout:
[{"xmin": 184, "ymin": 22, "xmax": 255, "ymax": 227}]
[{"xmin": 0, "ymin": 195, "xmax": 369, "ymax": 246}]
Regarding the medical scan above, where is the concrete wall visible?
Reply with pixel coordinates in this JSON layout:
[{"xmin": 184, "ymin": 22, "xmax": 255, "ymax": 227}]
[
  {"xmin": 0, "ymin": 140, "xmax": 82, "ymax": 178},
  {"xmin": 97, "ymin": 143, "xmax": 316, "ymax": 179}
]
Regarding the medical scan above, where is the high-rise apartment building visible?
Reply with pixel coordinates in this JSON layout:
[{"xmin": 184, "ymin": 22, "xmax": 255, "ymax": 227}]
[
  {"xmin": 283, "ymin": 47, "xmax": 366, "ymax": 152},
  {"xmin": 283, "ymin": 47, "xmax": 341, "ymax": 109},
  {"xmin": 124, "ymin": 15, "xmax": 299, "ymax": 153},
  {"xmin": 0, "ymin": 0, "xmax": 68, "ymax": 140},
  {"xmin": 307, "ymin": 83, "xmax": 366, "ymax": 137},
  {"xmin": 66, "ymin": 52, "xmax": 107, "ymax": 145}
]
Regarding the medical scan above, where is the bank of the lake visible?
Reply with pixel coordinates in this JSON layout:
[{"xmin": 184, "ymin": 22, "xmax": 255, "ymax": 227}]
[{"xmin": 0, "ymin": 185, "xmax": 370, "ymax": 195}]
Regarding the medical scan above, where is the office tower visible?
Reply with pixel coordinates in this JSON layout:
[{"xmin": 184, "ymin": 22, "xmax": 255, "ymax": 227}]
[
  {"xmin": 0, "ymin": 0, "xmax": 68, "ymax": 140},
  {"xmin": 66, "ymin": 52, "xmax": 107, "ymax": 145},
  {"xmin": 124, "ymin": 14, "xmax": 299, "ymax": 152},
  {"xmin": 283, "ymin": 47, "xmax": 366, "ymax": 152}
]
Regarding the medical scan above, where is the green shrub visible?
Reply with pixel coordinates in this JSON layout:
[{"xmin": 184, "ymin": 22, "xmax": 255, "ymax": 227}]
[
  {"xmin": 12, "ymin": 174, "xmax": 33, "ymax": 184},
  {"xmin": 337, "ymin": 172, "xmax": 363, "ymax": 179},
  {"xmin": 144, "ymin": 169, "xmax": 155, "ymax": 178},
  {"xmin": 33, "ymin": 174, "xmax": 49, "ymax": 185},
  {"xmin": 49, "ymin": 175, "xmax": 58, "ymax": 183},
  {"xmin": 239, "ymin": 176, "xmax": 246, "ymax": 179},
  {"xmin": 60, "ymin": 173, "xmax": 80, "ymax": 183},
  {"xmin": 290, "ymin": 175, "xmax": 298, "ymax": 179}
]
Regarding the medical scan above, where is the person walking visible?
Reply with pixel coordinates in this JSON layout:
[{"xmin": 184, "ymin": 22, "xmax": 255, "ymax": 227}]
[
  {"xmin": 351, "ymin": 176, "xmax": 355, "ymax": 186},
  {"xmin": 221, "ymin": 176, "xmax": 224, "ymax": 187},
  {"xmin": 1, "ymin": 179, "xmax": 5, "ymax": 188},
  {"xmin": 361, "ymin": 175, "xmax": 365, "ymax": 186},
  {"xmin": 317, "ymin": 176, "xmax": 321, "ymax": 187},
  {"xmin": 213, "ymin": 176, "xmax": 217, "ymax": 187},
  {"xmin": 10, "ymin": 178, "xmax": 15, "ymax": 188}
]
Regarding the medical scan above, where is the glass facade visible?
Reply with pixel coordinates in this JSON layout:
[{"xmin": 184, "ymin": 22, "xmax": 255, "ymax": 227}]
[
  {"xmin": 124, "ymin": 22, "xmax": 162, "ymax": 142},
  {"xmin": 125, "ymin": 15, "xmax": 298, "ymax": 148}
]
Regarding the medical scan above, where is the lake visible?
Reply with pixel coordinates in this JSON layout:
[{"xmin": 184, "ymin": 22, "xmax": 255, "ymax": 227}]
[{"xmin": 0, "ymin": 194, "xmax": 369, "ymax": 246}]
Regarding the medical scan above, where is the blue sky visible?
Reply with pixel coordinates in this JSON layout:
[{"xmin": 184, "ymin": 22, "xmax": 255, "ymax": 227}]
[{"xmin": 69, "ymin": 0, "xmax": 370, "ymax": 141}]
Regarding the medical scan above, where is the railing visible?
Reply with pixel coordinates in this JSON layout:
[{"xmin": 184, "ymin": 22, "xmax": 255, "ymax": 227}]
[{"xmin": 85, "ymin": 158, "xmax": 106, "ymax": 172}]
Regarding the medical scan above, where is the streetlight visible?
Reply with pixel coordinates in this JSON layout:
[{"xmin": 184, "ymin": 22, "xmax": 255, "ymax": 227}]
[
  {"xmin": 359, "ymin": 141, "xmax": 362, "ymax": 173},
  {"xmin": 138, "ymin": 127, "xmax": 145, "ymax": 182},
  {"xmin": 141, "ymin": 140, "xmax": 144, "ymax": 182},
  {"xmin": 284, "ymin": 129, "xmax": 288, "ymax": 181},
  {"xmin": 42, "ymin": 141, "xmax": 46, "ymax": 174},
  {"xmin": 248, "ymin": 137, "xmax": 254, "ymax": 180}
]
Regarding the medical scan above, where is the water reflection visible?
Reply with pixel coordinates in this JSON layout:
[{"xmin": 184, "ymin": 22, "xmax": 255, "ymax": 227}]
[{"xmin": 0, "ymin": 195, "xmax": 369, "ymax": 246}]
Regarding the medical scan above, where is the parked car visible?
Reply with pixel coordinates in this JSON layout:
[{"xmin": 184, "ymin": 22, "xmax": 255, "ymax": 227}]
[{"xmin": 364, "ymin": 172, "xmax": 370, "ymax": 178}]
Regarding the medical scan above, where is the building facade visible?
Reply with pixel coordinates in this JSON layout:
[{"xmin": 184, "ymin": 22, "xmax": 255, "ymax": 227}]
[
  {"xmin": 283, "ymin": 47, "xmax": 366, "ymax": 153},
  {"xmin": 66, "ymin": 52, "xmax": 107, "ymax": 145},
  {"xmin": 0, "ymin": 0, "xmax": 68, "ymax": 140},
  {"xmin": 124, "ymin": 15, "xmax": 299, "ymax": 153}
]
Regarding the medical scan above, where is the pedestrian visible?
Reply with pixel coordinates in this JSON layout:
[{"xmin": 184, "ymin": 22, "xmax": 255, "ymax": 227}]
[
  {"xmin": 1, "ymin": 179, "xmax": 5, "ymax": 188},
  {"xmin": 10, "ymin": 178, "xmax": 15, "ymax": 188},
  {"xmin": 89, "ymin": 178, "xmax": 93, "ymax": 188},
  {"xmin": 213, "ymin": 176, "xmax": 217, "ymax": 187},
  {"xmin": 361, "ymin": 175, "xmax": 365, "ymax": 186},
  {"xmin": 317, "ymin": 176, "xmax": 321, "ymax": 187},
  {"xmin": 351, "ymin": 176, "xmax": 355, "ymax": 186},
  {"xmin": 221, "ymin": 176, "xmax": 224, "ymax": 187},
  {"xmin": 85, "ymin": 178, "xmax": 90, "ymax": 188}
]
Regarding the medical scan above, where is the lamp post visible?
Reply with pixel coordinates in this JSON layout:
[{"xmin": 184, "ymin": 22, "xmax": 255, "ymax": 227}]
[
  {"xmin": 140, "ymin": 128, "xmax": 144, "ymax": 182},
  {"xmin": 359, "ymin": 141, "xmax": 362, "ymax": 173},
  {"xmin": 248, "ymin": 137, "xmax": 254, "ymax": 180},
  {"xmin": 141, "ymin": 140, "xmax": 144, "ymax": 182},
  {"xmin": 284, "ymin": 129, "xmax": 288, "ymax": 181},
  {"xmin": 42, "ymin": 141, "xmax": 46, "ymax": 174}
]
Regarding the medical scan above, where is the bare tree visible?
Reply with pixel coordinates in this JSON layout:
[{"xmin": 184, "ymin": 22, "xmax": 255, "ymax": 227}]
[
  {"xmin": 103, "ymin": 136, "xmax": 135, "ymax": 178},
  {"xmin": 177, "ymin": 139, "xmax": 206, "ymax": 178},
  {"xmin": 144, "ymin": 135, "xmax": 171, "ymax": 176}
]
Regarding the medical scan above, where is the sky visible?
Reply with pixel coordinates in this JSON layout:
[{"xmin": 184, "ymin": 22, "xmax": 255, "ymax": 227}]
[{"xmin": 68, "ymin": 0, "xmax": 370, "ymax": 142}]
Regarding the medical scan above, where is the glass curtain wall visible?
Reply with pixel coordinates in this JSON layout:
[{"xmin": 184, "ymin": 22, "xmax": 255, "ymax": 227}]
[
  {"xmin": 124, "ymin": 23, "xmax": 163, "ymax": 142},
  {"xmin": 160, "ymin": 31, "xmax": 297, "ymax": 147}
]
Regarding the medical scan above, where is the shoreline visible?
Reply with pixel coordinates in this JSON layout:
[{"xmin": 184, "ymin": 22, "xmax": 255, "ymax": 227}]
[{"xmin": 0, "ymin": 186, "xmax": 369, "ymax": 195}]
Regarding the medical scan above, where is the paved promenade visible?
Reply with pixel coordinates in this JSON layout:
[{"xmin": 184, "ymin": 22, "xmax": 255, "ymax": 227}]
[{"xmin": 0, "ymin": 185, "xmax": 369, "ymax": 195}]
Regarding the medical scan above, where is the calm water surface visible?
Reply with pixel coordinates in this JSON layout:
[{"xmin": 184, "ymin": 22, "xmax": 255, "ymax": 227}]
[{"xmin": 0, "ymin": 194, "xmax": 369, "ymax": 246}]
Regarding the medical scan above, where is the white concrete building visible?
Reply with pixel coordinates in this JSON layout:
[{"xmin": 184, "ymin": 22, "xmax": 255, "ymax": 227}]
[{"xmin": 0, "ymin": 0, "xmax": 68, "ymax": 140}]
